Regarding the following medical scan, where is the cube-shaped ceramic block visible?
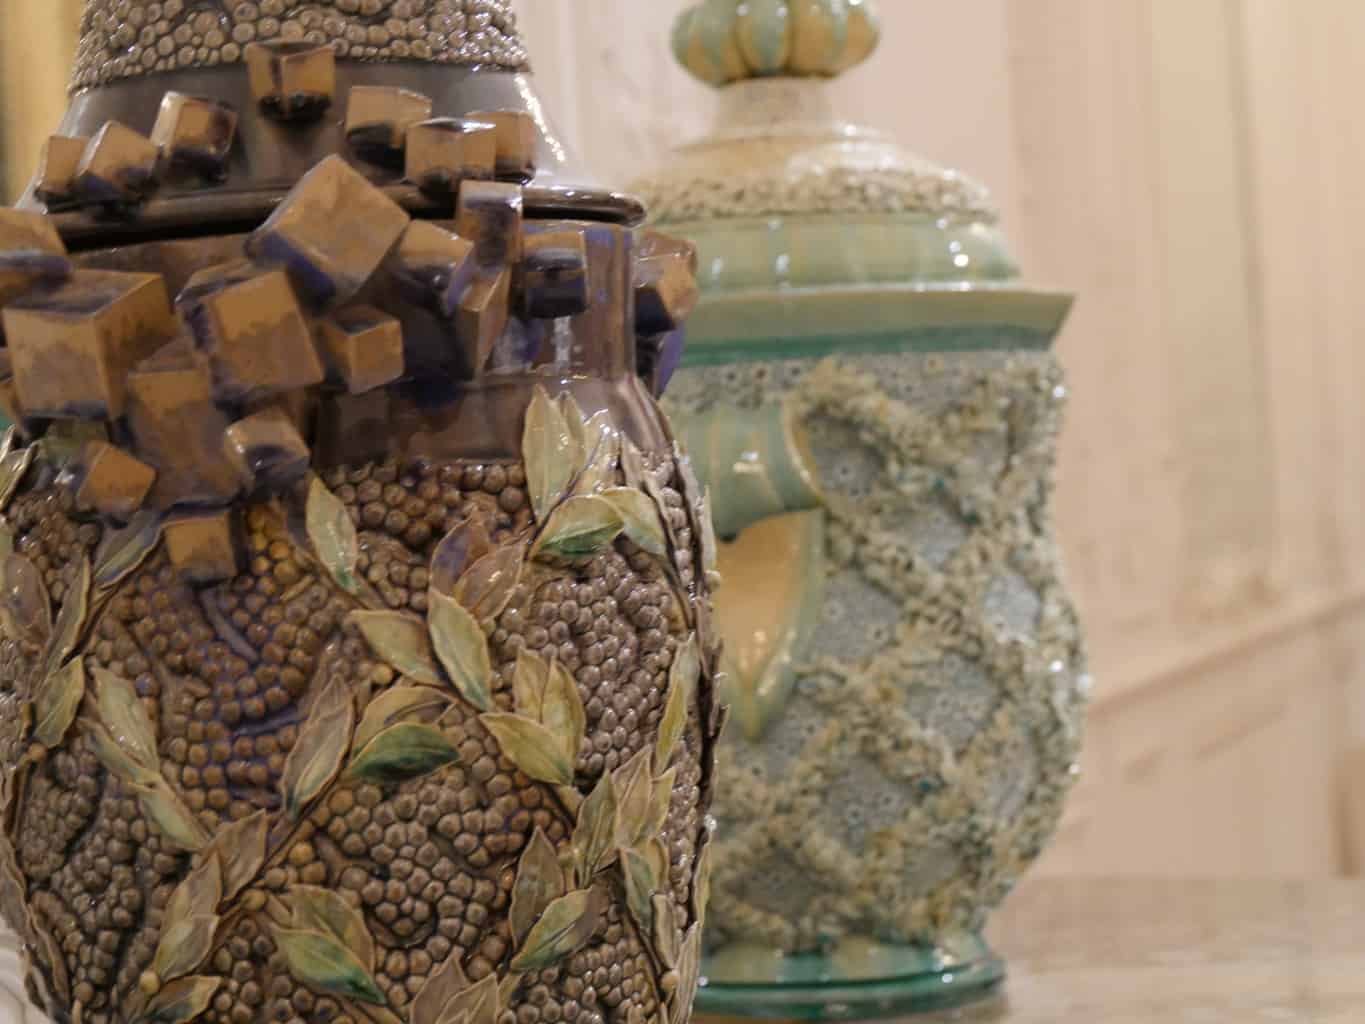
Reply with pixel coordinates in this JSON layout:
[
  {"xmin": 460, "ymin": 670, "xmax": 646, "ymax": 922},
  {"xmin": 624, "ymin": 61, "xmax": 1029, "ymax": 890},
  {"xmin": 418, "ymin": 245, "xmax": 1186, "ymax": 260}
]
[
  {"xmin": 224, "ymin": 407, "xmax": 310, "ymax": 491},
  {"xmin": 318, "ymin": 306, "xmax": 405, "ymax": 394},
  {"xmin": 405, "ymin": 118, "xmax": 497, "ymax": 196},
  {"xmin": 4, "ymin": 270, "xmax": 174, "ymax": 420},
  {"xmin": 151, "ymin": 92, "xmax": 238, "ymax": 177},
  {"xmin": 0, "ymin": 209, "xmax": 69, "ymax": 307},
  {"xmin": 467, "ymin": 109, "xmax": 537, "ymax": 182},
  {"xmin": 249, "ymin": 155, "xmax": 410, "ymax": 308},
  {"xmin": 635, "ymin": 234, "xmax": 701, "ymax": 335},
  {"xmin": 245, "ymin": 41, "xmax": 336, "ymax": 120},
  {"xmin": 317, "ymin": 388, "xmax": 391, "ymax": 466},
  {"xmin": 456, "ymin": 181, "xmax": 524, "ymax": 267},
  {"xmin": 522, "ymin": 229, "xmax": 589, "ymax": 319},
  {"xmin": 457, "ymin": 267, "xmax": 511, "ymax": 373},
  {"xmin": 164, "ymin": 510, "xmax": 242, "ymax": 584},
  {"xmin": 33, "ymin": 136, "xmax": 89, "ymax": 203},
  {"xmin": 388, "ymin": 220, "xmax": 478, "ymax": 317},
  {"xmin": 179, "ymin": 265, "xmax": 324, "ymax": 403},
  {"xmin": 75, "ymin": 121, "xmax": 160, "ymax": 203},
  {"xmin": 125, "ymin": 342, "xmax": 240, "ymax": 509},
  {"xmin": 73, "ymin": 441, "xmax": 157, "ymax": 522},
  {"xmin": 346, "ymin": 86, "xmax": 433, "ymax": 157}
]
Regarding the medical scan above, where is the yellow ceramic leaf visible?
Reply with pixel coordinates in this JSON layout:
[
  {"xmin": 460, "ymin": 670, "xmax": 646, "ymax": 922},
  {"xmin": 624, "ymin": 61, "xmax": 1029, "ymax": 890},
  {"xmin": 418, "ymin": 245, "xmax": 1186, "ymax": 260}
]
[
  {"xmin": 452, "ymin": 543, "xmax": 525, "ymax": 623},
  {"xmin": 0, "ymin": 445, "xmax": 34, "ymax": 512},
  {"xmin": 481, "ymin": 713, "xmax": 574, "ymax": 786},
  {"xmin": 523, "ymin": 386, "xmax": 576, "ymax": 521},
  {"xmin": 411, "ymin": 952, "xmax": 471, "ymax": 1024},
  {"xmin": 167, "ymin": 851, "xmax": 223, "ymax": 921},
  {"xmin": 280, "ymin": 680, "xmax": 354, "ymax": 819},
  {"xmin": 153, "ymin": 914, "xmax": 219, "ymax": 982},
  {"xmin": 92, "ymin": 665, "xmax": 158, "ymax": 768},
  {"xmin": 33, "ymin": 656, "xmax": 85, "ymax": 750},
  {"xmin": 511, "ymin": 827, "xmax": 567, "ymax": 945},
  {"xmin": 713, "ymin": 510, "xmax": 826, "ymax": 740},
  {"xmin": 644, "ymin": 837, "xmax": 670, "ymax": 888},
  {"xmin": 693, "ymin": 835, "xmax": 714, "ymax": 929},
  {"xmin": 93, "ymin": 510, "xmax": 163, "ymax": 591},
  {"xmin": 353, "ymin": 686, "xmax": 452, "ymax": 754},
  {"xmin": 272, "ymin": 927, "xmax": 387, "ymax": 1006},
  {"xmin": 429, "ymin": 515, "xmax": 493, "ymax": 598},
  {"xmin": 533, "ymin": 496, "xmax": 624, "ymax": 561},
  {"xmin": 655, "ymin": 635, "xmax": 699, "ymax": 771},
  {"xmin": 601, "ymin": 488, "xmax": 666, "ymax": 557},
  {"xmin": 670, "ymin": 924, "xmax": 703, "ymax": 1024},
  {"xmin": 212, "ymin": 811, "xmax": 269, "ymax": 902},
  {"xmin": 652, "ymin": 893, "xmax": 681, "ymax": 969},
  {"xmin": 620, "ymin": 847, "xmax": 658, "ymax": 937},
  {"xmin": 557, "ymin": 392, "xmax": 593, "ymax": 485},
  {"xmin": 509, "ymin": 888, "xmax": 605, "ymax": 974},
  {"xmin": 85, "ymin": 719, "xmax": 158, "ymax": 787},
  {"xmin": 142, "ymin": 976, "xmax": 222, "ymax": 1024},
  {"xmin": 512, "ymin": 649, "xmax": 550, "ymax": 722},
  {"xmin": 571, "ymin": 410, "xmax": 620, "ymax": 497},
  {"xmin": 613, "ymin": 750, "xmax": 652, "ymax": 851},
  {"xmin": 46, "ymin": 553, "xmax": 89, "ymax": 674},
  {"xmin": 307, "ymin": 476, "xmax": 359, "ymax": 593},
  {"xmin": 570, "ymin": 772, "xmax": 617, "ymax": 887},
  {"xmin": 646, "ymin": 766, "xmax": 677, "ymax": 840},
  {"xmin": 434, "ymin": 972, "xmax": 500, "ymax": 1024},
  {"xmin": 349, "ymin": 610, "xmax": 442, "ymax": 687},
  {"xmin": 429, "ymin": 590, "xmax": 494, "ymax": 711},
  {"xmin": 135, "ymin": 778, "xmax": 210, "ymax": 852},
  {"xmin": 290, "ymin": 885, "xmax": 377, "ymax": 973},
  {"xmin": 3, "ymin": 553, "xmax": 51, "ymax": 644},
  {"xmin": 542, "ymin": 658, "xmax": 586, "ymax": 766}
]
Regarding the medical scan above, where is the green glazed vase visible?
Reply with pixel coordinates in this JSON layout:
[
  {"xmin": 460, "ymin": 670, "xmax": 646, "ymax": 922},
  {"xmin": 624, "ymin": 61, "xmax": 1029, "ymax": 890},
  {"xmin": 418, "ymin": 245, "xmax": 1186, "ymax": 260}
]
[{"xmin": 632, "ymin": 2, "xmax": 1088, "ymax": 1018}]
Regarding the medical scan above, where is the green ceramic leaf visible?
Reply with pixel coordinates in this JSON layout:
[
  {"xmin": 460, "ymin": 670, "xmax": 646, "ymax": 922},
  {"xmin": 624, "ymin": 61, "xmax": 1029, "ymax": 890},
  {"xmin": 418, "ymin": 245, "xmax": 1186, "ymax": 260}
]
[
  {"xmin": 430, "ymin": 515, "xmax": 493, "ymax": 598},
  {"xmin": 307, "ymin": 477, "xmax": 359, "ymax": 593},
  {"xmin": 643, "ymin": 837, "xmax": 670, "ymax": 890},
  {"xmin": 167, "ymin": 851, "xmax": 223, "ymax": 922},
  {"xmin": 523, "ymin": 386, "xmax": 577, "ymax": 522},
  {"xmin": 92, "ymin": 666, "xmax": 158, "ymax": 768},
  {"xmin": 411, "ymin": 953, "xmax": 471, "ymax": 1024},
  {"xmin": 348, "ymin": 723, "xmax": 460, "ymax": 785},
  {"xmin": 272, "ymin": 927, "xmax": 387, "ymax": 1006},
  {"xmin": 653, "ymin": 894, "xmax": 681, "ymax": 970},
  {"xmin": 698, "ymin": 487, "xmax": 721, "ymax": 587},
  {"xmin": 670, "ymin": 925, "xmax": 703, "ymax": 1024},
  {"xmin": 600, "ymin": 487, "xmax": 666, "ymax": 558},
  {"xmin": 46, "ymin": 553, "xmax": 90, "ymax": 674},
  {"xmin": 645, "ymin": 766, "xmax": 677, "ymax": 841},
  {"xmin": 141, "ymin": 976, "xmax": 222, "ymax": 1024},
  {"xmin": 0, "ymin": 427, "xmax": 15, "ymax": 464},
  {"xmin": 433, "ymin": 972, "xmax": 500, "ymax": 1024},
  {"xmin": 0, "ymin": 445, "xmax": 34, "ymax": 512},
  {"xmin": 533, "ymin": 496, "xmax": 624, "ymax": 561},
  {"xmin": 213, "ymin": 811, "xmax": 269, "ymax": 902},
  {"xmin": 542, "ymin": 659, "xmax": 586, "ymax": 766},
  {"xmin": 33, "ymin": 655, "xmax": 85, "ymax": 749},
  {"xmin": 509, "ymin": 888, "xmax": 605, "ymax": 974},
  {"xmin": 85, "ymin": 719, "xmax": 159, "ymax": 787},
  {"xmin": 570, "ymin": 772, "xmax": 617, "ymax": 887},
  {"xmin": 557, "ymin": 393, "xmax": 595, "ymax": 484},
  {"xmin": 353, "ymin": 686, "xmax": 452, "ymax": 754},
  {"xmin": 280, "ymin": 680, "xmax": 354, "ymax": 819},
  {"xmin": 289, "ymin": 885, "xmax": 377, "ymax": 974},
  {"xmin": 349, "ymin": 610, "xmax": 442, "ymax": 687},
  {"xmin": 429, "ymin": 590, "xmax": 494, "ymax": 711},
  {"xmin": 510, "ymin": 828, "xmax": 566, "ymax": 945},
  {"xmin": 693, "ymin": 833, "xmax": 714, "ymax": 929},
  {"xmin": 570, "ymin": 410, "xmax": 619, "ymax": 497},
  {"xmin": 3, "ymin": 553, "xmax": 51, "ymax": 644},
  {"xmin": 451, "ymin": 542, "xmax": 525, "ymax": 623},
  {"xmin": 624, "ymin": 439, "xmax": 679, "ymax": 552},
  {"xmin": 93, "ymin": 510, "xmax": 163, "ymax": 591},
  {"xmin": 655, "ymin": 635, "xmax": 699, "ymax": 771},
  {"xmin": 613, "ymin": 750, "xmax": 652, "ymax": 851},
  {"xmin": 481, "ymin": 714, "xmax": 574, "ymax": 787},
  {"xmin": 153, "ymin": 915, "xmax": 219, "ymax": 982},
  {"xmin": 511, "ymin": 649, "xmax": 550, "ymax": 722},
  {"xmin": 135, "ymin": 779, "xmax": 210, "ymax": 852},
  {"xmin": 620, "ymin": 847, "xmax": 659, "ymax": 938}
]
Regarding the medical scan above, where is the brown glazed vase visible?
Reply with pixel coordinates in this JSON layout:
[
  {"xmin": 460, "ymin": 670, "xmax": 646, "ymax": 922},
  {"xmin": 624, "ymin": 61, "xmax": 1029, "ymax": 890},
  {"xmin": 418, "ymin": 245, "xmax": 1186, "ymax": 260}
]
[{"xmin": 0, "ymin": 5, "xmax": 721, "ymax": 1024}]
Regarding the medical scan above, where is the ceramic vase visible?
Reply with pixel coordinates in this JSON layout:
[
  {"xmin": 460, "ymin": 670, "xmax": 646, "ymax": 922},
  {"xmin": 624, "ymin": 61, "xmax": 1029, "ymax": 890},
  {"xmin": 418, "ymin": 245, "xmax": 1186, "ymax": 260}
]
[
  {"xmin": 0, "ymin": 5, "xmax": 723, "ymax": 1024},
  {"xmin": 633, "ymin": 2, "xmax": 1088, "ymax": 1017}
]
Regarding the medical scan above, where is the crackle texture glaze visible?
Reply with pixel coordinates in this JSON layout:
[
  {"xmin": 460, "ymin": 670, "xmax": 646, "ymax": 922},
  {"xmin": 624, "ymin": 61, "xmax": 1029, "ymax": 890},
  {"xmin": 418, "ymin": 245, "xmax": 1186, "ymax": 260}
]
[{"xmin": 665, "ymin": 349, "xmax": 1087, "ymax": 958}]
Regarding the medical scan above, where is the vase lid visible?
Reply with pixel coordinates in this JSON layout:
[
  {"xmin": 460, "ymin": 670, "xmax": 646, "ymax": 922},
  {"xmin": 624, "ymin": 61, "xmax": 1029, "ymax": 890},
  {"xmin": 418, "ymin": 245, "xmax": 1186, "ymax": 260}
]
[
  {"xmin": 632, "ymin": 0, "xmax": 1073, "ymax": 355},
  {"xmin": 23, "ymin": 0, "xmax": 644, "ymax": 246}
]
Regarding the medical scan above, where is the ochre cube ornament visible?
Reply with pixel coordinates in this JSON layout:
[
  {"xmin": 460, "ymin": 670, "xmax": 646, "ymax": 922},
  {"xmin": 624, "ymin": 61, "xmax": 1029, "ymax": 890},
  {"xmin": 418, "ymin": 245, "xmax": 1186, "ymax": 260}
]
[
  {"xmin": 164, "ymin": 510, "xmax": 242, "ymax": 584},
  {"xmin": 318, "ymin": 305, "xmax": 405, "ymax": 394},
  {"xmin": 346, "ymin": 86, "xmax": 433, "ymax": 157},
  {"xmin": 245, "ymin": 40, "xmax": 336, "ymax": 120},
  {"xmin": 522, "ymin": 228, "xmax": 590, "ymax": 318},
  {"xmin": 249, "ymin": 155, "xmax": 411, "ymax": 308},
  {"xmin": 0, "ymin": 208, "xmax": 69, "ymax": 307},
  {"xmin": 635, "ymin": 233, "xmax": 702, "ymax": 335},
  {"xmin": 151, "ymin": 92, "xmax": 238, "ymax": 178},
  {"xmin": 224, "ymin": 407, "xmax": 310, "ymax": 491},
  {"xmin": 33, "ymin": 136, "xmax": 89, "ymax": 203},
  {"xmin": 179, "ymin": 264, "xmax": 324, "ymax": 402},
  {"xmin": 125, "ymin": 340, "xmax": 240, "ymax": 508},
  {"xmin": 73, "ymin": 440, "xmax": 157, "ymax": 522},
  {"xmin": 467, "ymin": 109, "xmax": 538, "ymax": 181},
  {"xmin": 74, "ymin": 121, "xmax": 160, "ymax": 202},
  {"xmin": 405, "ymin": 118, "xmax": 497, "ymax": 195},
  {"xmin": 4, "ymin": 269, "xmax": 174, "ymax": 419},
  {"xmin": 457, "ymin": 267, "xmax": 511, "ymax": 372},
  {"xmin": 456, "ymin": 181, "xmax": 524, "ymax": 266},
  {"xmin": 387, "ymin": 220, "xmax": 478, "ymax": 317}
]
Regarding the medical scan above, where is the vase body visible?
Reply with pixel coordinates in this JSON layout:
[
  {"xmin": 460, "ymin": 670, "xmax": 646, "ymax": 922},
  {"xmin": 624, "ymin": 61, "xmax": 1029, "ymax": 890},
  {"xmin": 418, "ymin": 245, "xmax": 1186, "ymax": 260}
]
[
  {"xmin": 634, "ymin": 68, "xmax": 1087, "ymax": 1018},
  {"xmin": 0, "ymin": 6, "xmax": 720, "ymax": 1024}
]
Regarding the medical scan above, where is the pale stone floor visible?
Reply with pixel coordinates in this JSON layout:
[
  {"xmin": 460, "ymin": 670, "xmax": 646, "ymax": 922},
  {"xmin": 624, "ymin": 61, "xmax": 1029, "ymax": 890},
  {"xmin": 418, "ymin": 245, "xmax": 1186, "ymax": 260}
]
[{"xmin": 1, "ymin": 880, "xmax": 1363, "ymax": 1022}]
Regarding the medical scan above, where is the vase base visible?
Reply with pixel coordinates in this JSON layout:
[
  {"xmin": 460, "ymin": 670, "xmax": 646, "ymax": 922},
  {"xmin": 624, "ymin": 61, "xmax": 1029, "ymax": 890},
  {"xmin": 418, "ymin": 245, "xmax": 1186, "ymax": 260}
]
[{"xmin": 695, "ymin": 934, "xmax": 1005, "ymax": 1021}]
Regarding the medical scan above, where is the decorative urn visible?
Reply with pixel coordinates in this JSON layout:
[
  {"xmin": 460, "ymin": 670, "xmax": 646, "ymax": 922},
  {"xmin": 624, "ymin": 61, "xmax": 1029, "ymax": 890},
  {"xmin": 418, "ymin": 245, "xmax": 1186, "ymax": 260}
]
[
  {"xmin": 0, "ymin": 5, "xmax": 723, "ymax": 1024},
  {"xmin": 633, "ymin": 1, "xmax": 1089, "ymax": 1017}
]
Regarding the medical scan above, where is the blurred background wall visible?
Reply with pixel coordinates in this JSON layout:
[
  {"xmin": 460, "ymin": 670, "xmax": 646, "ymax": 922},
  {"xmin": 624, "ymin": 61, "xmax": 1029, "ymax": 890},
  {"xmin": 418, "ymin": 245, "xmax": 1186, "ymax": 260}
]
[{"xmin": 4, "ymin": 0, "xmax": 1365, "ymax": 878}]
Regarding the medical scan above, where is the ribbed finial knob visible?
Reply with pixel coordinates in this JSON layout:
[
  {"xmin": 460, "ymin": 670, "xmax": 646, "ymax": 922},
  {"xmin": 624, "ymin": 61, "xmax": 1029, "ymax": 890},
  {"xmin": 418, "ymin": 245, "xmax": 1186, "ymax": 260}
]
[{"xmin": 672, "ymin": 0, "xmax": 880, "ymax": 87}]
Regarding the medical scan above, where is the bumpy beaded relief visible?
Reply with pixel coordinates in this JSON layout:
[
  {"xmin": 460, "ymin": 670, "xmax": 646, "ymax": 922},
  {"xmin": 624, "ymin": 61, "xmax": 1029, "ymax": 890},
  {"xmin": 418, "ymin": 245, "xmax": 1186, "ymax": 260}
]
[{"xmin": 0, "ymin": 32, "xmax": 719, "ymax": 1024}]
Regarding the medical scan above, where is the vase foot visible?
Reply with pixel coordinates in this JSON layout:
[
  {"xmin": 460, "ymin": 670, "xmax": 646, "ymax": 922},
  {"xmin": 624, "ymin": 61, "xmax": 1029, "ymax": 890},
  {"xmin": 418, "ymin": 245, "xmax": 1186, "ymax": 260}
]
[{"xmin": 695, "ymin": 933, "xmax": 1005, "ymax": 1021}]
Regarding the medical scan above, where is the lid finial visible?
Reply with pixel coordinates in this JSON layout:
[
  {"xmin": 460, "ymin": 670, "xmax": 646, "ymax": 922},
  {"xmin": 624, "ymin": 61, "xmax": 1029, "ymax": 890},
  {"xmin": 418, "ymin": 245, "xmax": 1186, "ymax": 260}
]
[{"xmin": 673, "ymin": 0, "xmax": 880, "ymax": 87}]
